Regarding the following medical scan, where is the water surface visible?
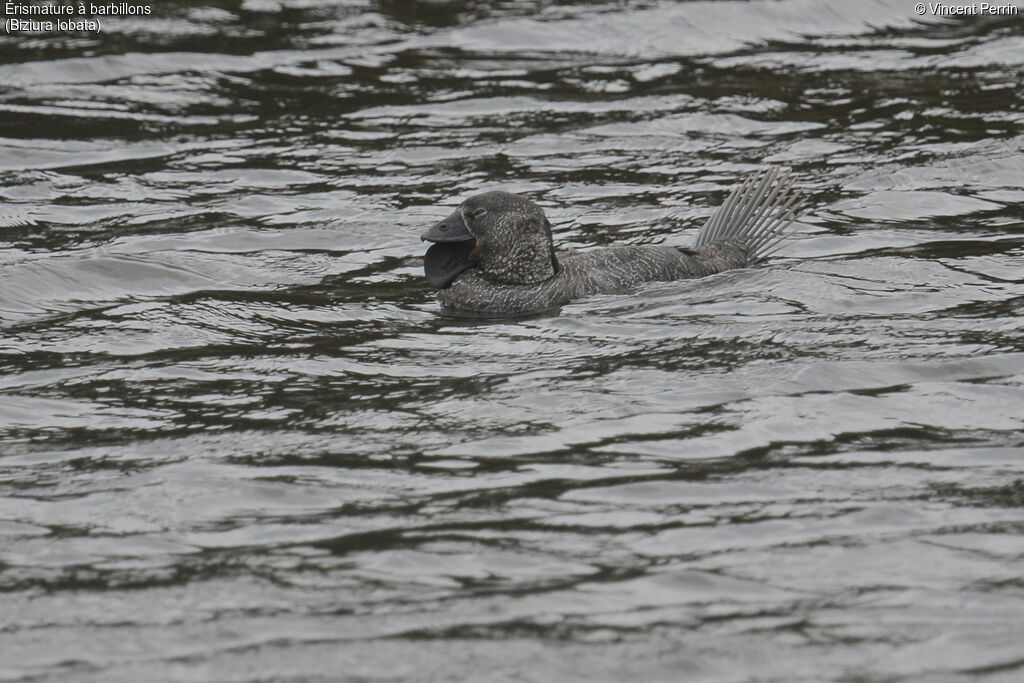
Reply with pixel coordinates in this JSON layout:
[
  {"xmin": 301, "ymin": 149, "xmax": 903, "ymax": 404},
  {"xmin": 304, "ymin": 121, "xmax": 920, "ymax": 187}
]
[{"xmin": 2, "ymin": 1, "xmax": 1023, "ymax": 680}]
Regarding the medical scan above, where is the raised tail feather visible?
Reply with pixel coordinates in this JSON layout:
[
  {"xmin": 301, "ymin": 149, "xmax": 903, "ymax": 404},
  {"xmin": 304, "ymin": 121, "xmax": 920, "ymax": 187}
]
[{"xmin": 695, "ymin": 166, "xmax": 806, "ymax": 264}]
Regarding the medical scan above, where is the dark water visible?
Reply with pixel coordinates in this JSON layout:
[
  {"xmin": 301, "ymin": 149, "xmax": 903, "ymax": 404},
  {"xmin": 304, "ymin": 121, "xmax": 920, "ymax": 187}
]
[{"xmin": 2, "ymin": 1, "xmax": 1024, "ymax": 680}]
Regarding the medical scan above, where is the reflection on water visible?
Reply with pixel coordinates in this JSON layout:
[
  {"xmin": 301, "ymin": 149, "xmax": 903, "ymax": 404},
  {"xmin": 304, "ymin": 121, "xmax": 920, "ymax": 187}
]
[{"xmin": 1, "ymin": 0, "xmax": 1023, "ymax": 680}]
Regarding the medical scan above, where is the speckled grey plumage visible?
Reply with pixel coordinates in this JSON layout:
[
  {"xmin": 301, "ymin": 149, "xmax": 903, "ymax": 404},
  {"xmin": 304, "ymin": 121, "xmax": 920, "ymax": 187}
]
[{"xmin": 424, "ymin": 167, "xmax": 806, "ymax": 318}]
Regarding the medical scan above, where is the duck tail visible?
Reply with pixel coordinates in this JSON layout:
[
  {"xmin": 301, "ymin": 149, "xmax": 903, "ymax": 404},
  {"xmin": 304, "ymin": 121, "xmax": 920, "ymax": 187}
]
[{"xmin": 694, "ymin": 166, "xmax": 806, "ymax": 264}]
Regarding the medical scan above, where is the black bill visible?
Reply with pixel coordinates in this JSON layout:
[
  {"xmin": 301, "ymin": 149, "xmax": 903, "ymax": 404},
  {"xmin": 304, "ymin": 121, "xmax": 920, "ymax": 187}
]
[
  {"xmin": 421, "ymin": 209, "xmax": 473, "ymax": 243},
  {"xmin": 423, "ymin": 209, "xmax": 476, "ymax": 288}
]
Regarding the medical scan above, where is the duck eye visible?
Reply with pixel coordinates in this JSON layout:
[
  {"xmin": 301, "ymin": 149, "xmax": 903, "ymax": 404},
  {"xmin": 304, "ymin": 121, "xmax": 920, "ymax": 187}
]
[{"xmin": 471, "ymin": 208, "xmax": 487, "ymax": 219}]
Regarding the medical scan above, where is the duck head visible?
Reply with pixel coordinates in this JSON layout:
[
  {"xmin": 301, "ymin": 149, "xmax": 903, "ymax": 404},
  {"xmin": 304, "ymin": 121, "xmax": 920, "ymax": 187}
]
[{"xmin": 421, "ymin": 191, "xmax": 559, "ymax": 288}]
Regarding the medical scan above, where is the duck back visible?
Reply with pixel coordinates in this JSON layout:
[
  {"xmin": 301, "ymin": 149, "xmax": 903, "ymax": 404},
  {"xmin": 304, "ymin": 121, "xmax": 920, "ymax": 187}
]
[{"xmin": 438, "ymin": 243, "xmax": 751, "ymax": 317}]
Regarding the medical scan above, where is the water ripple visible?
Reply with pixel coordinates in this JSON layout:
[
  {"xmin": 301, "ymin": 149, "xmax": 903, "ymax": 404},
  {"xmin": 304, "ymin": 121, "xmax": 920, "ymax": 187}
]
[{"xmin": 2, "ymin": 0, "xmax": 1024, "ymax": 680}]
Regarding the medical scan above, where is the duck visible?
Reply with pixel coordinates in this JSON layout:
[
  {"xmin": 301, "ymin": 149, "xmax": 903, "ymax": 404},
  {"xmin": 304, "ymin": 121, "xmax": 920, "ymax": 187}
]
[{"xmin": 421, "ymin": 166, "xmax": 806, "ymax": 318}]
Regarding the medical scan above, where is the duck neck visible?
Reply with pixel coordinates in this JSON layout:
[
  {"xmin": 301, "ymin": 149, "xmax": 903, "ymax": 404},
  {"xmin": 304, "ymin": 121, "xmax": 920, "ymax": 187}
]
[{"xmin": 478, "ymin": 240, "xmax": 558, "ymax": 285}]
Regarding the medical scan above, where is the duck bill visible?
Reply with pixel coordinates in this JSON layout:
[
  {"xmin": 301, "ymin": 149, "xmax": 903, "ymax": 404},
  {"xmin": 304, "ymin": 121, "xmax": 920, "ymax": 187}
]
[
  {"xmin": 421, "ymin": 210, "xmax": 473, "ymax": 243},
  {"xmin": 422, "ymin": 210, "xmax": 476, "ymax": 288}
]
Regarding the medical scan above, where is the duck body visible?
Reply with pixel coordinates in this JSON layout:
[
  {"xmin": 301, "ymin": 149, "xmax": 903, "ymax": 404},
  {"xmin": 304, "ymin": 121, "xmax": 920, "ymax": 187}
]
[
  {"xmin": 437, "ymin": 242, "xmax": 747, "ymax": 317},
  {"xmin": 422, "ymin": 167, "xmax": 805, "ymax": 318}
]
